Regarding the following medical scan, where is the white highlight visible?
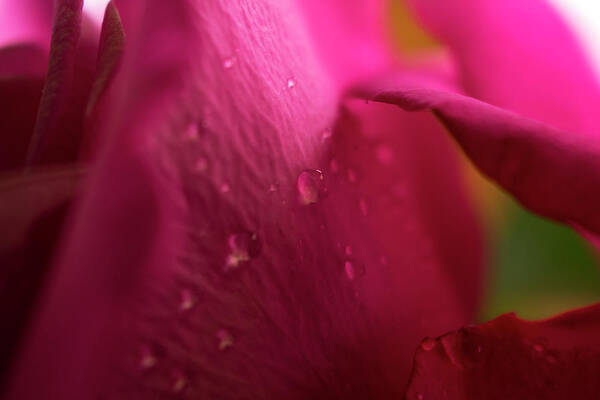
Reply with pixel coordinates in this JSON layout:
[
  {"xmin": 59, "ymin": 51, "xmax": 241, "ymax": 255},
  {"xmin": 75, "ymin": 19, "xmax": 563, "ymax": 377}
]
[
  {"xmin": 83, "ymin": 0, "xmax": 110, "ymax": 23},
  {"xmin": 549, "ymin": 0, "xmax": 600, "ymax": 78}
]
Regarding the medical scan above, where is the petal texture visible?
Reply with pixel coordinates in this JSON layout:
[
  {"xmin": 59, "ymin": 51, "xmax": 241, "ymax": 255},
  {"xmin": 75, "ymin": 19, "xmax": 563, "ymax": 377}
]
[
  {"xmin": 8, "ymin": 1, "xmax": 482, "ymax": 398},
  {"xmin": 356, "ymin": 76, "xmax": 600, "ymax": 237},
  {"xmin": 405, "ymin": 304, "xmax": 600, "ymax": 399}
]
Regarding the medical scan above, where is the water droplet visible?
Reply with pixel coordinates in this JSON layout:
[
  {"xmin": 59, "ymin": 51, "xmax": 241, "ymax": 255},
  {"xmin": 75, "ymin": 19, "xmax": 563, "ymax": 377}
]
[
  {"xmin": 347, "ymin": 169, "xmax": 357, "ymax": 183},
  {"xmin": 330, "ymin": 159, "xmax": 340, "ymax": 173},
  {"xmin": 376, "ymin": 145, "xmax": 394, "ymax": 165},
  {"xmin": 359, "ymin": 199, "xmax": 368, "ymax": 216},
  {"xmin": 417, "ymin": 394, "xmax": 424, "ymax": 400},
  {"xmin": 224, "ymin": 232, "xmax": 261, "ymax": 271},
  {"xmin": 268, "ymin": 183, "xmax": 279, "ymax": 192},
  {"xmin": 185, "ymin": 123, "xmax": 199, "ymax": 140},
  {"xmin": 477, "ymin": 345, "xmax": 482, "ymax": 353},
  {"xmin": 179, "ymin": 289, "xmax": 195, "ymax": 312},
  {"xmin": 321, "ymin": 127, "xmax": 332, "ymax": 142},
  {"xmin": 171, "ymin": 369, "xmax": 187, "ymax": 393},
  {"xmin": 139, "ymin": 346, "xmax": 157, "ymax": 370},
  {"xmin": 421, "ymin": 337, "xmax": 436, "ymax": 351},
  {"xmin": 220, "ymin": 183, "xmax": 230, "ymax": 193},
  {"xmin": 297, "ymin": 169, "xmax": 325, "ymax": 205},
  {"xmin": 344, "ymin": 261, "xmax": 365, "ymax": 280},
  {"xmin": 194, "ymin": 157, "xmax": 208, "ymax": 172},
  {"xmin": 379, "ymin": 255, "xmax": 388, "ymax": 266},
  {"xmin": 217, "ymin": 329, "xmax": 234, "ymax": 351},
  {"xmin": 545, "ymin": 354, "xmax": 558, "ymax": 364},
  {"xmin": 286, "ymin": 77, "xmax": 296, "ymax": 89},
  {"xmin": 344, "ymin": 245, "xmax": 353, "ymax": 256},
  {"xmin": 533, "ymin": 344, "xmax": 544, "ymax": 353},
  {"xmin": 223, "ymin": 55, "xmax": 237, "ymax": 69}
]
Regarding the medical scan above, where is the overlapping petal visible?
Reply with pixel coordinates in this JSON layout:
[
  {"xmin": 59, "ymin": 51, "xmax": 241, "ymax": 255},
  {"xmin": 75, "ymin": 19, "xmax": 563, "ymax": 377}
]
[
  {"xmin": 405, "ymin": 304, "xmax": 600, "ymax": 399},
  {"xmin": 355, "ymin": 75, "xmax": 600, "ymax": 236},
  {"xmin": 5, "ymin": 0, "xmax": 485, "ymax": 398}
]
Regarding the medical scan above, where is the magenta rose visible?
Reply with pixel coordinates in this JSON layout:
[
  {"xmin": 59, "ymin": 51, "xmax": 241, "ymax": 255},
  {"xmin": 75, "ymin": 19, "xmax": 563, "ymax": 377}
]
[{"xmin": 2, "ymin": 0, "xmax": 600, "ymax": 399}]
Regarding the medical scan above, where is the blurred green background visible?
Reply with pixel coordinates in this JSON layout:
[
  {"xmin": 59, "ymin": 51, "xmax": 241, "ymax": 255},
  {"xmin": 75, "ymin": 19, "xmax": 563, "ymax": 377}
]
[
  {"xmin": 479, "ymin": 193, "xmax": 600, "ymax": 321},
  {"xmin": 388, "ymin": 0, "xmax": 600, "ymax": 322}
]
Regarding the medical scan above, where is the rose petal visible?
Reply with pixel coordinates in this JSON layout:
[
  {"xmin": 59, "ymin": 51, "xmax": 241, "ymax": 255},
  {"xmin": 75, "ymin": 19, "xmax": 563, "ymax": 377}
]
[
  {"xmin": 0, "ymin": 167, "xmax": 82, "ymax": 389},
  {"xmin": 6, "ymin": 1, "xmax": 483, "ymax": 398},
  {"xmin": 405, "ymin": 304, "xmax": 600, "ymax": 399},
  {"xmin": 0, "ymin": 77, "xmax": 44, "ymax": 171},
  {"xmin": 0, "ymin": 43, "xmax": 48, "ymax": 77},
  {"xmin": 355, "ymin": 75, "xmax": 600, "ymax": 237},
  {"xmin": 405, "ymin": 0, "xmax": 600, "ymax": 136},
  {"xmin": 327, "ymin": 97, "xmax": 485, "ymax": 391},
  {"xmin": 295, "ymin": 0, "xmax": 394, "ymax": 88}
]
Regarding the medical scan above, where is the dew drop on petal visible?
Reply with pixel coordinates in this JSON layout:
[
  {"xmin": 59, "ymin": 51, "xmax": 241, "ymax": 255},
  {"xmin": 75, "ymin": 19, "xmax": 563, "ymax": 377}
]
[
  {"xmin": 347, "ymin": 169, "xmax": 357, "ymax": 183},
  {"xmin": 225, "ymin": 232, "xmax": 261, "ymax": 271},
  {"xmin": 417, "ymin": 394, "xmax": 424, "ymax": 400},
  {"xmin": 533, "ymin": 344, "xmax": 544, "ymax": 353},
  {"xmin": 297, "ymin": 169, "xmax": 325, "ymax": 205},
  {"xmin": 359, "ymin": 199, "xmax": 368, "ymax": 216},
  {"xmin": 268, "ymin": 183, "xmax": 279, "ymax": 192},
  {"xmin": 421, "ymin": 337, "xmax": 436, "ymax": 351},
  {"xmin": 220, "ymin": 183, "xmax": 230, "ymax": 193},
  {"xmin": 477, "ymin": 345, "xmax": 482, "ymax": 353},
  {"xmin": 194, "ymin": 157, "xmax": 208, "ymax": 172},
  {"xmin": 217, "ymin": 329, "xmax": 234, "ymax": 351},
  {"xmin": 344, "ymin": 261, "xmax": 365, "ymax": 281},
  {"xmin": 375, "ymin": 145, "xmax": 394, "ymax": 165},
  {"xmin": 321, "ymin": 127, "xmax": 332, "ymax": 142},
  {"xmin": 223, "ymin": 56, "xmax": 236, "ymax": 69},
  {"xmin": 139, "ymin": 346, "xmax": 157, "ymax": 370},
  {"xmin": 171, "ymin": 369, "xmax": 187, "ymax": 393},
  {"xmin": 330, "ymin": 159, "xmax": 340, "ymax": 173},
  {"xmin": 178, "ymin": 289, "xmax": 195, "ymax": 312},
  {"xmin": 344, "ymin": 245, "xmax": 352, "ymax": 256},
  {"xmin": 185, "ymin": 122, "xmax": 199, "ymax": 140},
  {"xmin": 287, "ymin": 77, "xmax": 296, "ymax": 89}
]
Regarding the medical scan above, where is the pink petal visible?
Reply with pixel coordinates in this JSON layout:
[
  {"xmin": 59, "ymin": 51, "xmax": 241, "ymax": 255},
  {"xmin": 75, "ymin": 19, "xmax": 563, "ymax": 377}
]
[
  {"xmin": 355, "ymin": 74, "xmax": 600, "ymax": 236},
  {"xmin": 405, "ymin": 304, "xmax": 600, "ymax": 399},
  {"xmin": 295, "ymin": 0, "xmax": 394, "ymax": 88},
  {"xmin": 406, "ymin": 0, "xmax": 600, "ymax": 135},
  {"xmin": 0, "ymin": 44, "xmax": 48, "ymax": 77},
  {"xmin": 0, "ymin": 0, "xmax": 53, "ymax": 49},
  {"xmin": 6, "ymin": 1, "xmax": 484, "ymax": 398}
]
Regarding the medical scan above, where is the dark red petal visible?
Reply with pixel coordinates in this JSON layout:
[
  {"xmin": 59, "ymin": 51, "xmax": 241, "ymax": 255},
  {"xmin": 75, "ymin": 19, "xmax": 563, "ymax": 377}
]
[
  {"xmin": 405, "ymin": 304, "xmax": 600, "ymax": 399},
  {"xmin": 355, "ymin": 75, "xmax": 600, "ymax": 237},
  {"xmin": 0, "ymin": 167, "xmax": 82, "ymax": 391},
  {"xmin": 0, "ymin": 77, "xmax": 44, "ymax": 171},
  {"xmin": 0, "ymin": 44, "xmax": 48, "ymax": 77},
  {"xmin": 328, "ymin": 97, "xmax": 484, "ymax": 389}
]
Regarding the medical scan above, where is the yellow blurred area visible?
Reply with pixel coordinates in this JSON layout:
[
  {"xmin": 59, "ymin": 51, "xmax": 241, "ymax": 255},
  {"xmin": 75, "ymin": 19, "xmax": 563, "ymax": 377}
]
[{"xmin": 387, "ymin": 0, "xmax": 439, "ymax": 52}]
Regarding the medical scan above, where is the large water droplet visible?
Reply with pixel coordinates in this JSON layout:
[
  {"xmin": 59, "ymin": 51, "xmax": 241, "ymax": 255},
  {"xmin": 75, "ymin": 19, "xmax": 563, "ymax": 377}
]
[
  {"xmin": 224, "ymin": 232, "xmax": 261, "ymax": 271},
  {"xmin": 297, "ymin": 169, "xmax": 325, "ymax": 205},
  {"xmin": 421, "ymin": 338, "xmax": 436, "ymax": 351},
  {"xmin": 223, "ymin": 56, "xmax": 236, "ymax": 69},
  {"xmin": 344, "ymin": 261, "xmax": 365, "ymax": 280},
  {"xmin": 217, "ymin": 329, "xmax": 234, "ymax": 351}
]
